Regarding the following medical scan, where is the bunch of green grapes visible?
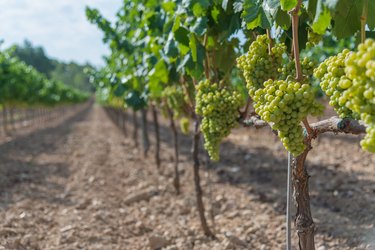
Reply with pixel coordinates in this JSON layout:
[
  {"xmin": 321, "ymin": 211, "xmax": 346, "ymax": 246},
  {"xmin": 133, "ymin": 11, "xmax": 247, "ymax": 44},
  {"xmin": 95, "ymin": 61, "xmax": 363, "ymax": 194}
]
[
  {"xmin": 315, "ymin": 39, "xmax": 375, "ymax": 153},
  {"xmin": 179, "ymin": 117, "xmax": 190, "ymax": 135},
  {"xmin": 195, "ymin": 80, "xmax": 244, "ymax": 161},
  {"xmin": 343, "ymin": 39, "xmax": 375, "ymax": 152},
  {"xmin": 306, "ymin": 31, "xmax": 323, "ymax": 48},
  {"xmin": 253, "ymin": 78, "xmax": 324, "ymax": 156},
  {"xmin": 237, "ymin": 34, "xmax": 286, "ymax": 97},
  {"xmin": 314, "ymin": 49, "xmax": 358, "ymax": 119},
  {"xmin": 279, "ymin": 57, "xmax": 316, "ymax": 80},
  {"xmin": 361, "ymin": 125, "xmax": 375, "ymax": 152},
  {"xmin": 162, "ymin": 85, "xmax": 185, "ymax": 118}
]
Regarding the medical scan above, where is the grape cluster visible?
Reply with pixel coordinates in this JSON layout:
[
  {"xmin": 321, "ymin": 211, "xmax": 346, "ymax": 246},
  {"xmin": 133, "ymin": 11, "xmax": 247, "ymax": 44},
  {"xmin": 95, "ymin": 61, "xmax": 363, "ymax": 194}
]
[
  {"xmin": 237, "ymin": 35, "xmax": 286, "ymax": 97},
  {"xmin": 162, "ymin": 86, "xmax": 186, "ymax": 118},
  {"xmin": 344, "ymin": 39, "xmax": 375, "ymax": 152},
  {"xmin": 306, "ymin": 31, "xmax": 323, "ymax": 48},
  {"xmin": 195, "ymin": 80, "xmax": 244, "ymax": 161},
  {"xmin": 179, "ymin": 117, "xmax": 190, "ymax": 135},
  {"xmin": 253, "ymin": 79, "xmax": 323, "ymax": 156},
  {"xmin": 315, "ymin": 39, "xmax": 375, "ymax": 153},
  {"xmin": 279, "ymin": 57, "xmax": 316, "ymax": 80},
  {"xmin": 314, "ymin": 49, "xmax": 358, "ymax": 118},
  {"xmin": 238, "ymin": 36, "xmax": 324, "ymax": 156}
]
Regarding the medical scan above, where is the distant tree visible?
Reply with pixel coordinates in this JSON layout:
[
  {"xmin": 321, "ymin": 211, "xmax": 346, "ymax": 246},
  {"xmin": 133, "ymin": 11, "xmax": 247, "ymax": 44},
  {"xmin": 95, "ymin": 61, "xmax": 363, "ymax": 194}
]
[
  {"xmin": 9, "ymin": 40, "xmax": 94, "ymax": 92},
  {"xmin": 13, "ymin": 40, "xmax": 56, "ymax": 76}
]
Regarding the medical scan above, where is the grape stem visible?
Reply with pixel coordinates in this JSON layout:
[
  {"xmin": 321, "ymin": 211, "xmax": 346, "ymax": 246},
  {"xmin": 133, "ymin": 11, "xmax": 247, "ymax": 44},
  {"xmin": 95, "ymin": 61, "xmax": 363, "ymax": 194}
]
[
  {"xmin": 302, "ymin": 118, "xmax": 314, "ymax": 137},
  {"xmin": 361, "ymin": 0, "xmax": 368, "ymax": 43},
  {"xmin": 203, "ymin": 34, "xmax": 210, "ymax": 80},
  {"xmin": 239, "ymin": 97, "xmax": 251, "ymax": 120},
  {"xmin": 266, "ymin": 29, "xmax": 273, "ymax": 54},
  {"xmin": 290, "ymin": 0, "xmax": 303, "ymax": 82}
]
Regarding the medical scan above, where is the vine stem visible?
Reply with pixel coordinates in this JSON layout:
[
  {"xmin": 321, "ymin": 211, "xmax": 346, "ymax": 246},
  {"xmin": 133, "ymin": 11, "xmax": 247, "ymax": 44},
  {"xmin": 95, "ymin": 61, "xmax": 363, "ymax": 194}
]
[
  {"xmin": 303, "ymin": 118, "xmax": 313, "ymax": 137},
  {"xmin": 286, "ymin": 151, "xmax": 292, "ymax": 250},
  {"xmin": 290, "ymin": 0, "xmax": 303, "ymax": 82},
  {"xmin": 203, "ymin": 34, "xmax": 210, "ymax": 80},
  {"xmin": 361, "ymin": 0, "xmax": 368, "ymax": 43}
]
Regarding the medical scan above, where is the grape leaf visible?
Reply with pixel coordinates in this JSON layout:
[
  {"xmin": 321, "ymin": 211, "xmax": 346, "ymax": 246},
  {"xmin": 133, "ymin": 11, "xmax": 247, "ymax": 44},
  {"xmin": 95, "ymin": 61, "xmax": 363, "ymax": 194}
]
[
  {"xmin": 311, "ymin": 0, "xmax": 331, "ymax": 35},
  {"xmin": 190, "ymin": 17, "xmax": 208, "ymax": 36},
  {"xmin": 332, "ymin": 0, "xmax": 364, "ymax": 39},
  {"xmin": 174, "ymin": 27, "xmax": 190, "ymax": 46},
  {"xmin": 280, "ymin": 0, "xmax": 297, "ymax": 11},
  {"xmin": 242, "ymin": 1, "xmax": 271, "ymax": 29},
  {"xmin": 368, "ymin": 1, "xmax": 375, "ymax": 29}
]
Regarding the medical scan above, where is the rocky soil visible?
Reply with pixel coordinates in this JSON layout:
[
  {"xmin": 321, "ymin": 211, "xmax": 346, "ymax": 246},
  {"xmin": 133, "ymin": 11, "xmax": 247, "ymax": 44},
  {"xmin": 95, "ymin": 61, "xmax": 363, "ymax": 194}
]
[{"xmin": 0, "ymin": 104, "xmax": 374, "ymax": 249}]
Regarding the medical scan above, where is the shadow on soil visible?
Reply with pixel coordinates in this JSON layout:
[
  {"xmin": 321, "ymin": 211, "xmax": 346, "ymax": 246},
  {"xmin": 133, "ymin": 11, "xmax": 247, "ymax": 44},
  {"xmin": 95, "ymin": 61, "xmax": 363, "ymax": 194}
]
[
  {"xmin": 0, "ymin": 105, "xmax": 92, "ymax": 209},
  {"xmin": 110, "ymin": 108, "xmax": 375, "ymax": 247}
]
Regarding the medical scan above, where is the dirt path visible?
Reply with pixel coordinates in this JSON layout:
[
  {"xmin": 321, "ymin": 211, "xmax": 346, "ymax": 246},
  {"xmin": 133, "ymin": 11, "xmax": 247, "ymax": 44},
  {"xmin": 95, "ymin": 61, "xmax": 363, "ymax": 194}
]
[{"xmin": 0, "ymin": 104, "xmax": 374, "ymax": 250}]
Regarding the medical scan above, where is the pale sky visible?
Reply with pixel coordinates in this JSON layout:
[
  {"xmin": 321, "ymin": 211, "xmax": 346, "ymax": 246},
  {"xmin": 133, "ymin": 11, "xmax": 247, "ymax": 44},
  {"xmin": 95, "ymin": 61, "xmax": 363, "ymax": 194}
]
[{"xmin": 0, "ymin": 0, "xmax": 122, "ymax": 66}]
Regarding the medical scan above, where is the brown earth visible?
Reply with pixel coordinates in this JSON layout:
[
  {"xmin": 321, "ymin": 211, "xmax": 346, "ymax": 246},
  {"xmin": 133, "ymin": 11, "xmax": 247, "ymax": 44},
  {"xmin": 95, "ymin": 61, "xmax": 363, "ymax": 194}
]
[{"xmin": 0, "ymin": 103, "xmax": 374, "ymax": 250}]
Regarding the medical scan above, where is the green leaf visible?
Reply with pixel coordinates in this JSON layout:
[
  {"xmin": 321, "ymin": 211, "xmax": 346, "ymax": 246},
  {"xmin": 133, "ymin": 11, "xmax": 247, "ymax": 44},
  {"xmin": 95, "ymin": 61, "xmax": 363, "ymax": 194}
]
[
  {"xmin": 222, "ymin": 0, "xmax": 229, "ymax": 11},
  {"xmin": 275, "ymin": 8, "xmax": 291, "ymax": 29},
  {"xmin": 153, "ymin": 60, "xmax": 168, "ymax": 84},
  {"xmin": 242, "ymin": 1, "xmax": 271, "ymax": 29},
  {"xmin": 211, "ymin": 6, "xmax": 220, "ymax": 23},
  {"xmin": 280, "ymin": 0, "xmax": 297, "ymax": 11},
  {"xmin": 368, "ymin": 1, "xmax": 375, "ymax": 29},
  {"xmin": 332, "ymin": 0, "xmax": 363, "ymax": 39},
  {"xmin": 214, "ymin": 41, "xmax": 237, "ymax": 75},
  {"xmin": 174, "ymin": 27, "xmax": 190, "ymax": 46},
  {"xmin": 307, "ymin": 0, "xmax": 318, "ymax": 19},
  {"xmin": 189, "ymin": 34, "xmax": 198, "ymax": 62},
  {"xmin": 164, "ymin": 35, "xmax": 179, "ymax": 58},
  {"xmin": 193, "ymin": 2, "xmax": 205, "ymax": 16},
  {"xmin": 189, "ymin": 0, "xmax": 210, "ymax": 16},
  {"xmin": 311, "ymin": 0, "xmax": 331, "ymax": 35},
  {"xmin": 162, "ymin": 1, "xmax": 176, "ymax": 12},
  {"xmin": 172, "ymin": 15, "xmax": 181, "ymax": 32},
  {"xmin": 113, "ymin": 84, "xmax": 127, "ymax": 97},
  {"xmin": 190, "ymin": 17, "xmax": 208, "ymax": 36},
  {"xmin": 233, "ymin": 0, "xmax": 243, "ymax": 13}
]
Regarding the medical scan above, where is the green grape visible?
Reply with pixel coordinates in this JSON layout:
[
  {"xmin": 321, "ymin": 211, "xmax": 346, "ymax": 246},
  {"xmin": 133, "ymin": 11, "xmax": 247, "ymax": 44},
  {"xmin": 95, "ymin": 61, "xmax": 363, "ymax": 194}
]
[
  {"xmin": 180, "ymin": 117, "xmax": 190, "ymax": 135},
  {"xmin": 195, "ymin": 80, "xmax": 244, "ymax": 161},
  {"xmin": 253, "ymin": 78, "xmax": 323, "ymax": 156},
  {"xmin": 237, "ymin": 34, "xmax": 286, "ymax": 97}
]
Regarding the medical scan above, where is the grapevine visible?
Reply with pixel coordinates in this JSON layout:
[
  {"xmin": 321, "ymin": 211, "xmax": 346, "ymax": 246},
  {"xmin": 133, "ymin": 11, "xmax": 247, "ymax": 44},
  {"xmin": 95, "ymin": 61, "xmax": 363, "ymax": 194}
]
[{"xmin": 238, "ymin": 37, "xmax": 323, "ymax": 156}]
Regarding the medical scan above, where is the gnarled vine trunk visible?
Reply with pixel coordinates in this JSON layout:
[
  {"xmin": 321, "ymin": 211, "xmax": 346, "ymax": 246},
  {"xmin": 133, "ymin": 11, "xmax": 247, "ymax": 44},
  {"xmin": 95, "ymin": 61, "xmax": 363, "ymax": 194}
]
[
  {"xmin": 132, "ymin": 110, "xmax": 139, "ymax": 148},
  {"xmin": 122, "ymin": 109, "xmax": 128, "ymax": 136},
  {"xmin": 151, "ymin": 105, "xmax": 160, "ymax": 169},
  {"xmin": 140, "ymin": 108, "xmax": 150, "ymax": 157},
  {"xmin": 192, "ymin": 119, "xmax": 214, "ymax": 238},
  {"xmin": 168, "ymin": 109, "xmax": 180, "ymax": 194},
  {"xmin": 292, "ymin": 149, "xmax": 315, "ymax": 250},
  {"xmin": 2, "ymin": 105, "xmax": 8, "ymax": 135},
  {"xmin": 9, "ymin": 106, "xmax": 15, "ymax": 130}
]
